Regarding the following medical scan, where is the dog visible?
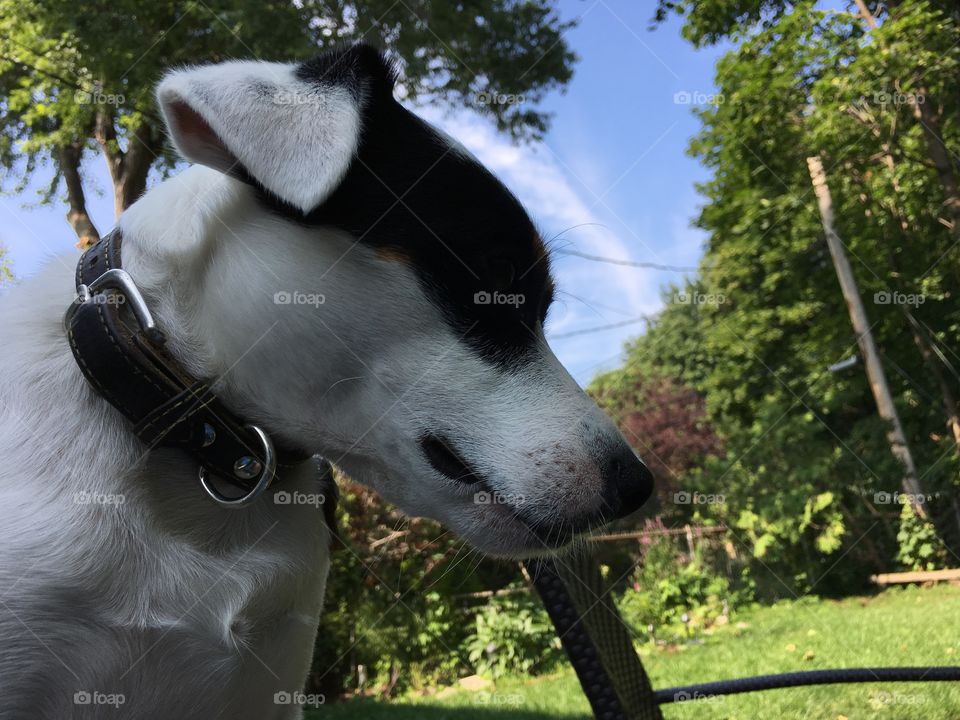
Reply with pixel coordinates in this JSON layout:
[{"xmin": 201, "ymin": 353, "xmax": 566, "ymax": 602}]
[{"xmin": 0, "ymin": 44, "xmax": 652, "ymax": 719}]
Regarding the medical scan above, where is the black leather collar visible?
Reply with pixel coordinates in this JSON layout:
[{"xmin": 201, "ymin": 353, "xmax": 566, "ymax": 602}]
[{"xmin": 64, "ymin": 229, "xmax": 316, "ymax": 506}]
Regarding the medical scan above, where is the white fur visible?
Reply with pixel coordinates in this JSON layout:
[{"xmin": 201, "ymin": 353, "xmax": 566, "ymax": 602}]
[
  {"xmin": 157, "ymin": 61, "xmax": 361, "ymax": 213},
  {"xmin": 0, "ymin": 58, "xmax": 635, "ymax": 719}
]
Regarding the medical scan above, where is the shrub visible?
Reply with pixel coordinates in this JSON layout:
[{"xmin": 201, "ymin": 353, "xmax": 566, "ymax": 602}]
[
  {"xmin": 897, "ymin": 500, "xmax": 949, "ymax": 571},
  {"xmin": 463, "ymin": 584, "xmax": 562, "ymax": 679},
  {"xmin": 617, "ymin": 531, "xmax": 753, "ymax": 642},
  {"xmin": 309, "ymin": 478, "xmax": 498, "ymax": 698}
]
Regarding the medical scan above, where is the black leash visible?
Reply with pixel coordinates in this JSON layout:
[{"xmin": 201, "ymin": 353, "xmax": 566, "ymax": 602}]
[
  {"xmin": 530, "ymin": 551, "xmax": 960, "ymax": 717},
  {"xmin": 526, "ymin": 554, "xmax": 663, "ymax": 720},
  {"xmin": 657, "ymin": 666, "xmax": 960, "ymax": 704}
]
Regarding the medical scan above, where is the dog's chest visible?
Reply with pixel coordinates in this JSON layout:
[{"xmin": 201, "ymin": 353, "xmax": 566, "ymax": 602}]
[
  {"xmin": 103, "ymin": 475, "xmax": 333, "ymax": 718},
  {"xmin": 29, "ymin": 465, "xmax": 334, "ymax": 720},
  {"xmin": 117, "ymin": 529, "xmax": 330, "ymax": 718}
]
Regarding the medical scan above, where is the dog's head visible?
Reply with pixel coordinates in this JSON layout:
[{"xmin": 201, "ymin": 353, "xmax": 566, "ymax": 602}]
[{"xmin": 149, "ymin": 44, "xmax": 652, "ymax": 555}]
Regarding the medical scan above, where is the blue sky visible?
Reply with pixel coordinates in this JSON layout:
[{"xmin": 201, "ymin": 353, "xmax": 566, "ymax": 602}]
[{"xmin": 0, "ymin": 1, "xmax": 726, "ymax": 384}]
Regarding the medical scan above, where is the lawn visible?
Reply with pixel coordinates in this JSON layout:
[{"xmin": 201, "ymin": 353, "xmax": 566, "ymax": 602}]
[{"xmin": 307, "ymin": 584, "xmax": 960, "ymax": 719}]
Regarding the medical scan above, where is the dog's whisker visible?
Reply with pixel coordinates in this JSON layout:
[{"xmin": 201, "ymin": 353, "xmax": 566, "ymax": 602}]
[{"xmin": 318, "ymin": 375, "xmax": 365, "ymax": 403}]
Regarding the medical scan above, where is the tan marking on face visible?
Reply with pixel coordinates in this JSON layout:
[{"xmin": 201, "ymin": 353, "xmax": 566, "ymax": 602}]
[{"xmin": 375, "ymin": 246, "xmax": 410, "ymax": 265}]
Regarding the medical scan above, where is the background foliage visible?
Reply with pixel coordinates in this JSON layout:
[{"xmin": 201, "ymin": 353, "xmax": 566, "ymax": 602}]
[{"xmin": 593, "ymin": 0, "xmax": 960, "ymax": 598}]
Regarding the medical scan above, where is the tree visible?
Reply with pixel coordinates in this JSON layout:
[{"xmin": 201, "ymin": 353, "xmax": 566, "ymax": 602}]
[
  {"xmin": 684, "ymin": 0, "xmax": 959, "ymax": 543},
  {"xmin": 655, "ymin": 0, "xmax": 960, "ymax": 239},
  {"xmin": 0, "ymin": 0, "xmax": 576, "ymax": 246},
  {"xmin": 593, "ymin": 1, "xmax": 959, "ymax": 593},
  {"xmin": 311, "ymin": 474, "xmax": 522, "ymax": 697}
]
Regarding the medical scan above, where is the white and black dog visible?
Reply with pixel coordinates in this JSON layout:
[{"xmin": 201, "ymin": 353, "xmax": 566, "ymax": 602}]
[{"xmin": 0, "ymin": 45, "xmax": 651, "ymax": 718}]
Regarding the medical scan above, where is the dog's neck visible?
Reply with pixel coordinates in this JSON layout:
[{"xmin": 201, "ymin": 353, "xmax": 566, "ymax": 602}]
[
  {"xmin": 115, "ymin": 165, "xmax": 389, "ymax": 468},
  {"xmin": 118, "ymin": 165, "xmax": 255, "ymax": 380}
]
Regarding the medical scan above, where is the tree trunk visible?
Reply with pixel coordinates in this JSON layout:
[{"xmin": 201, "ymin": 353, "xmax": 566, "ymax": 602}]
[
  {"xmin": 94, "ymin": 111, "xmax": 124, "ymax": 218},
  {"xmin": 64, "ymin": 114, "xmax": 158, "ymax": 249},
  {"xmin": 852, "ymin": 0, "xmax": 879, "ymax": 29},
  {"xmin": 911, "ymin": 93, "xmax": 960, "ymax": 243},
  {"xmin": 95, "ymin": 112, "xmax": 160, "ymax": 221},
  {"xmin": 58, "ymin": 143, "xmax": 101, "ymax": 249},
  {"xmin": 905, "ymin": 313, "xmax": 960, "ymax": 541},
  {"xmin": 905, "ymin": 311, "xmax": 960, "ymax": 448},
  {"xmin": 117, "ymin": 121, "xmax": 160, "ymax": 210}
]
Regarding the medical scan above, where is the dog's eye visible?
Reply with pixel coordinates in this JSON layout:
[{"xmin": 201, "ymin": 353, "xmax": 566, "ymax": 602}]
[{"xmin": 486, "ymin": 258, "xmax": 516, "ymax": 290}]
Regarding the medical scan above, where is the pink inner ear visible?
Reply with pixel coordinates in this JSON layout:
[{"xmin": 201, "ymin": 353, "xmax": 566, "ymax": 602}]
[
  {"xmin": 170, "ymin": 100, "xmax": 221, "ymax": 147},
  {"xmin": 166, "ymin": 98, "xmax": 236, "ymax": 171}
]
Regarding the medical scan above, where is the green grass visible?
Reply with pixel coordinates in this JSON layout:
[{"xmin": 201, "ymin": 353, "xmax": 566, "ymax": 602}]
[{"xmin": 308, "ymin": 584, "xmax": 960, "ymax": 719}]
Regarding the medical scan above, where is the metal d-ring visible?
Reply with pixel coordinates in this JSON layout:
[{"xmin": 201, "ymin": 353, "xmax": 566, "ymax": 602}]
[
  {"xmin": 198, "ymin": 425, "xmax": 277, "ymax": 508},
  {"xmin": 65, "ymin": 268, "xmax": 167, "ymax": 345},
  {"xmin": 86, "ymin": 269, "xmax": 158, "ymax": 334}
]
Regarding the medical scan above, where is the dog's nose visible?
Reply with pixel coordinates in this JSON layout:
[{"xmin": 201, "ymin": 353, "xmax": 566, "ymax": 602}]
[{"xmin": 600, "ymin": 442, "xmax": 654, "ymax": 520}]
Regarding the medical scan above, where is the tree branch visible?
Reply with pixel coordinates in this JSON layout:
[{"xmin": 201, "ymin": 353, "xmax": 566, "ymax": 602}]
[
  {"xmin": 118, "ymin": 120, "xmax": 161, "ymax": 211},
  {"xmin": 911, "ymin": 91, "xmax": 960, "ymax": 243},
  {"xmin": 57, "ymin": 143, "xmax": 100, "ymax": 249},
  {"xmin": 852, "ymin": 0, "xmax": 960, "ymax": 243},
  {"xmin": 94, "ymin": 110, "xmax": 124, "ymax": 217},
  {"xmin": 94, "ymin": 113, "xmax": 162, "ymax": 216}
]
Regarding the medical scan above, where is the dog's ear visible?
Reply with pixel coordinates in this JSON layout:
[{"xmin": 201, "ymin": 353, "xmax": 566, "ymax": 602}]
[{"xmin": 156, "ymin": 45, "xmax": 395, "ymax": 213}]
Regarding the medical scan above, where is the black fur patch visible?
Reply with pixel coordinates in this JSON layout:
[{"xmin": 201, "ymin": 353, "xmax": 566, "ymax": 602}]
[
  {"xmin": 295, "ymin": 43, "xmax": 397, "ymax": 103},
  {"xmin": 279, "ymin": 44, "xmax": 556, "ymax": 366}
]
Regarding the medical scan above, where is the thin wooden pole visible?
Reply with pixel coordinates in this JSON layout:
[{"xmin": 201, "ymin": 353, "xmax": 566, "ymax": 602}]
[{"xmin": 806, "ymin": 155, "xmax": 927, "ymax": 518}]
